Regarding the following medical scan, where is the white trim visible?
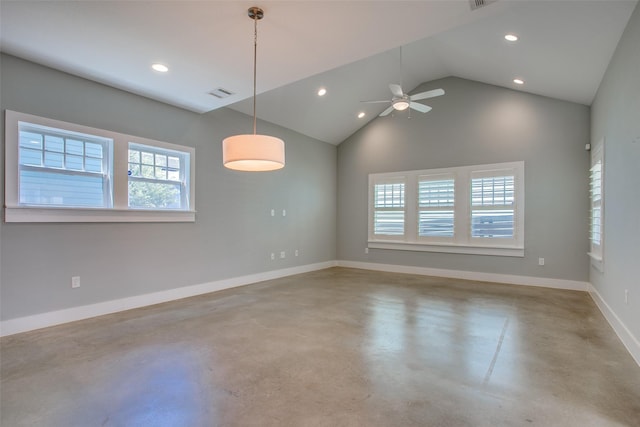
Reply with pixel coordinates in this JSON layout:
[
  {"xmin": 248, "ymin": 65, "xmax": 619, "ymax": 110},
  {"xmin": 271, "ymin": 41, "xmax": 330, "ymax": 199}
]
[
  {"xmin": 0, "ymin": 261, "xmax": 336, "ymax": 337},
  {"xmin": 588, "ymin": 285, "xmax": 640, "ymax": 367},
  {"xmin": 4, "ymin": 207, "xmax": 196, "ymax": 223},
  {"xmin": 4, "ymin": 110, "xmax": 196, "ymax": 222},
  {"xmin": 368, "ymin": 241, "xmax": 524, "ymax": 257},
  {"xmin": 336, "ymin": 260, "xmax": 589, "ymax": 291}
]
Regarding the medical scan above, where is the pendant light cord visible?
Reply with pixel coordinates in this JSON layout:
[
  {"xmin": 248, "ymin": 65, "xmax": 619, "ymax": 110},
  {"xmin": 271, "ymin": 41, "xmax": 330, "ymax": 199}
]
[{"xmin": 252, "ymin": 13, "xmax": 258, "ymax": 135}]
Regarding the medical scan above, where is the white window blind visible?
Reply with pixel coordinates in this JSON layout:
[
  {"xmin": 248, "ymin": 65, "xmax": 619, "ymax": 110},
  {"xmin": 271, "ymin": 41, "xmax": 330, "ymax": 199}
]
[
  {"xmin": 470, "ymin": 173, "xmax": 515, "ymax": 239},
  {"xmin": 589, "ymin": 138, "xmax": 604, "ymax": 270},
  {"xmin": 372, "ymin": 179, "xmax": 405, "ymax": 237},
  {"xmin": 368, "ymin": 161, "xmax": 524, "ymax": 257},
  {"xmin": 418, "ymin": 176, "xmax": 455, "ymax": 238}
]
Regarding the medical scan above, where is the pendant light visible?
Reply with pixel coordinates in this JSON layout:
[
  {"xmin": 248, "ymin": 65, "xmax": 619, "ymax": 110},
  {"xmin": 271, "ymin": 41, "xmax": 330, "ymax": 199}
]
[{"xmin": 222, "ymin": 6, "xmax": 285, "ymax": 171}]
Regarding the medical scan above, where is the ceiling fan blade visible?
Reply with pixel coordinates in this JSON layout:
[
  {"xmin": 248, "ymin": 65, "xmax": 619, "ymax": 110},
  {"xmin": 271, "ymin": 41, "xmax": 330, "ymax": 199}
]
[
  {"xmin": 389, "ymin": 84, "xmax": 404, "ymax": 98},
  {"xmin": 409, "ymin": 102, "xmax": 432, "ymax": 113},
  {"xmin": 410, "ymin": 88, "xmax": 445, "ymax": 101},
  {"xmin": 361, "ymin": 100, "xmax": 391, "ymax": 104},
  {"xmin": 379, "ymin": 105, "xmax": 395, "ymax": 117}
]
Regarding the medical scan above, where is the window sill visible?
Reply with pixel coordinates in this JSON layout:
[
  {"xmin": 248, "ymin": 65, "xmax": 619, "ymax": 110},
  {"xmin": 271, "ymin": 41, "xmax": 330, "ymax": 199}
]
[
  {"xmin": 588, "ymin": 252, "xmax": 604, "ymax": 272},
  {"xmin": 368, "ymin": 240, "xmax": 524, "ymax": 257},
  {"xmin": 4, "ymin": 206, "xmax": 196, "ymax": 223}
]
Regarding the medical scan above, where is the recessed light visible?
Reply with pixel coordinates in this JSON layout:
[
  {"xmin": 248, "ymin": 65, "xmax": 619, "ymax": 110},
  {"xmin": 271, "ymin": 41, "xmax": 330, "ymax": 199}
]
[
  {"xmin": 358, "ymin": 112, "xmax": 365, "ymax": 119},
  {"xmin": 317, "ymin": 88, "xmax": 327, "ymax": 96},
  {"xmin": 152, "ymin": 63, "xmax": 169, "ymax": 73},
  {"xmin": 513, "ymin": 78, "xmax": 525, "ymax": 85},
  {"xmin": 505, "ymin": 34, "xmax": 519, "ymax": 42}
]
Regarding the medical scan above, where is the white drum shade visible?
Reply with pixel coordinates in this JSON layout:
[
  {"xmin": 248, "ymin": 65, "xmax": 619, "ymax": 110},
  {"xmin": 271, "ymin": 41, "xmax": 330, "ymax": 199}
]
[{"xmin": 222, "ymin": 134, "xmax": 285, "ymax": 171}]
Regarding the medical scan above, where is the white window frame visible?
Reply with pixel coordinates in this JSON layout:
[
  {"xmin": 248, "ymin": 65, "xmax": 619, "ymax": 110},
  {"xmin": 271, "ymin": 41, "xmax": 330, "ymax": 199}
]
[
  {"xmin": 369, "ymin": 175, "xmax": 407, "ymax": 241},
  {"xmin": 588, "ymin": 138, "xmax": 604, "ymax": 272},
  {"xmin": 4, "ymin": 110, "xmax": 195, "ymax": 223},
  {"xmin": 368, "ymin": 161, "xmax": 524, "ymax": 257}
]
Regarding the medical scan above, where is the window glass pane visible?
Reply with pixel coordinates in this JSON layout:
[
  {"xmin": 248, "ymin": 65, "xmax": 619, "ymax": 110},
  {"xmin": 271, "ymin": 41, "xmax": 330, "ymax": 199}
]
[
  {"xmin": 419, "ymin": 179, "xmax": 454, "ymax": 207},
  {"xmin": 141, "ymin": 165, "xmax": 154, "ymax": 178},
  {"xmin": 374, "ymin": 183, "xmax": 404, "ymax": 208},
  {"xmin": 20, "ymin": 148, "xmax": 42, "ymax": 166},
  {"xmin": 66, "ymin": 139, "xmax": 84, "ymax": 155},
  {"xmin": 472, "ymin": 210, "xmax": 514, "ymax": 238},
  {"xmin": 167, "ymin": 169, "xmax": 180, "ymax": 181},
  {"xmin": 155, "ymin": 154, "xmax": 167, "ymax": 167},
  {"xmin": 419, "ymin": 211, "xmax": 454, "ymax": 237},
  {"xmin": 168, "ymin": 156, "xmax": 180, "ymax": 168},
  {"xmin": 44, "ymin": 151, "xmax": 64, "ymax": 168},
  {"xmin": 155, "ymin": 166, "xmax": 167, "ymax": 179},
  {"xmin": 20, "ymin": 131, "xmax": 43, "ymax": 149},
  {"xmin": 472, "ymin": 176, "xmax": 514, "ymax": 206},
  {"xmin": 128, "ymin": 149, "xmax": 140, "ymax": 163},
  {"xmin": 128, "ymin": 181, "xmax": 181, "ymax": 209},
  {"xmin": 141, "ymin": 152, "xmax": 154, "ymax": 165},
  {"xmin": 19, "ymin": 170, "xmax": 105, "ymax": 207},
  {"xmin": 86, "ymin": 157, "xmax": 103, "ymax": 173},
  {"xmin": 128, "ymin": 163, "xmax": 140, "ymax": 177},
  {"xmin": 85, "ymin": 142, "xmax": 103, "ymax": 159},
  {"xmin": 374, "ymin": 211, "xmax": 404, "ymax": 235},
  {"xmin": 45, "ymin": 135, "xmax": 64, "ymax": 153},
  {"xmin": 66, "ymin": 154, "xmax": 84, "ymax": 170}
]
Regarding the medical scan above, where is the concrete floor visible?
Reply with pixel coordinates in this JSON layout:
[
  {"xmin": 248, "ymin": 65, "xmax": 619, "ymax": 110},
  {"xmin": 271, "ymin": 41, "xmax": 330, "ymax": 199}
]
[{"xmin": 1, "ymin": 267, "xmax": 639, "ymax": 426}]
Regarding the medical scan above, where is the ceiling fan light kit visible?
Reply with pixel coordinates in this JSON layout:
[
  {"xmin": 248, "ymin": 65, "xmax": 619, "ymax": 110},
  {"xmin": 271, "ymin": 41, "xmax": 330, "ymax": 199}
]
[
  {"xmin": 222, "ymin": 6, "xmax": 285, "ymax": 172},
  {"xmin": 361, "ymin": 48, "xmax": 445, "ymax": 117}
]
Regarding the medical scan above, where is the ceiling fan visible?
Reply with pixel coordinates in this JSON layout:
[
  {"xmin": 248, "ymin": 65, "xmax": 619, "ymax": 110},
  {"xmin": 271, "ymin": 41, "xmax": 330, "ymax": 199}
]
[
  {"xmin": 362, "ymin": 46, "xmax": 445, "ymax": 117},
  {"xmin": 363, "ymin": 84, "xmax": 445, "ymax": 117}
]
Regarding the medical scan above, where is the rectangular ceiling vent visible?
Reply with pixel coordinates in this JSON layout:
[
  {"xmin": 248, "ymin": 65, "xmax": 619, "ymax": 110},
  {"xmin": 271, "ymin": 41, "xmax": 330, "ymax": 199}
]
[
  {"xmin": 469, "ymin": 0, "xmax": 498, "ymax": 11},
  {"xmin": 208, "ymin": 87, "xmax": 234, "ymax": 99}
]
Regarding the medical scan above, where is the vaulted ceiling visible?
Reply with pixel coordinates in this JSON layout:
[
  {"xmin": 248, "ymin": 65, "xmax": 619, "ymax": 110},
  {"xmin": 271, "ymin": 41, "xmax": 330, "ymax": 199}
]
[{"xmin": 1, "ymin": 1, "xmax": 637, "ymax": 145}]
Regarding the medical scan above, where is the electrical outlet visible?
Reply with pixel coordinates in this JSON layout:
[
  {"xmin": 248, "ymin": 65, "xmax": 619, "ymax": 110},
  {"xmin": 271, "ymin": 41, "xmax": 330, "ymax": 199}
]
[
  {"xmin": 270, "ymin": 209, "xmax": 275, "ymax": 217},
  {"xmin": 282, "ymin": 209, "xmax": 286, "ymax": 217},
  {"xmin": 270, "ymin": 253, "xmax": 275, "ymax": 260},
  {"xmin": 280, "ymin": 251, "xmax": 286, "ymax": 259},
  {"xmin": 71, "ymin": 276, "xmax": 81, "ymax": 288},
  {"xmin": 365, "ymin": 248, "xmax": 369, "ymax": 254},
  {"xmin": 295, "ymin": 249, "xmax": 299, "ymax": 257},
  {"xmin": 538, "ymin": 258, "xmax": 545, "ymax": 266}
]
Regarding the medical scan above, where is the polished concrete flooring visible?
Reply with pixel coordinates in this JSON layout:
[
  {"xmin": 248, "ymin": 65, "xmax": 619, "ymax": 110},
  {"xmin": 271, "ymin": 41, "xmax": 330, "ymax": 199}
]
[{"xmin": 1, "ymin": 267, "xmax": 639, "ymax": 426}]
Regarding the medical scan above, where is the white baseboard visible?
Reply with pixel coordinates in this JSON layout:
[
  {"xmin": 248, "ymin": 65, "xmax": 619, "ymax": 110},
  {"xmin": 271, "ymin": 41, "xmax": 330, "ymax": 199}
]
[
  {"xmin": 588, "ymin": 285, "xmax": 640, "ymax": 366},
  {"xmin": 336, "ymin": 260, "xmax": 590, "ymax": 291},
  {"xmin": 0, "ymin": 261, "xmax": 336, "ymax": 337}
]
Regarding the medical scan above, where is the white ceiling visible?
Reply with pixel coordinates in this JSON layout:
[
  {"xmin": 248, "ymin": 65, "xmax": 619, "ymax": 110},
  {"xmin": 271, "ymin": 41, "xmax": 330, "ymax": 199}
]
[{"xmin": 1, "ymin": 1, "xmax": 637, "ymax": 145}]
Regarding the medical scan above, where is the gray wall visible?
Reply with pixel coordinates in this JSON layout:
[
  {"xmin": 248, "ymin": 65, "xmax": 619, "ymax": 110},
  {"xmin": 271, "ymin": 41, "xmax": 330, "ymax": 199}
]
[
  {"xmin": 590, "ymin": 3, "xmax": 640, "ymax": 342},
  {"xmin": 337, "ymin": 76, "xmax": 590, "ymax": 282},
  {"xmin": 0, "ymin": 54, "xmax": 337, "ymax": 321}
]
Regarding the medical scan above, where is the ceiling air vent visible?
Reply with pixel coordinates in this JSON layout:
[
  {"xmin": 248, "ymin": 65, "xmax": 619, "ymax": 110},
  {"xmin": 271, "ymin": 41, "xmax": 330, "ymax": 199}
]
[
  {"xmin": 208, "ymin": 87, "xmax": 234, "ymax": 99},
  {"xmin": 469, "ymin": 0, "xmax": 498, "ymax": 11}
]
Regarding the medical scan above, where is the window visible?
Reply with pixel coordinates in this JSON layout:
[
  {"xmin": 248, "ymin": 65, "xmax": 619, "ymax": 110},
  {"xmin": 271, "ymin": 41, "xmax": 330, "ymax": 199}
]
[
  {"xmin": 470, "ymin": 173, "xmax": 515, "ymax": 239},
  {"xmin": 17, "ymin": 122, "xmax": 112, "ymax": 208},
  {"xmin": 128, "ymin": 143, "xmax": 190, "ymax": 210},
  {"xmin": 368, "ymin": 161, "xmax": 524, "ymax": 257},
  {"xmin": 589, "ymin": 138, "xmax": 604, "ymax": 271},
  {"xmin": 5, "ymin": 110, "xmax": 195, "ymax": 222},
  {"xmin": 418, "ymin": 174, "xmax": 455, "ymax": 240},
  {"xmin": 372, "ymin": 177, "xmax": 405, "ymax": 238}
]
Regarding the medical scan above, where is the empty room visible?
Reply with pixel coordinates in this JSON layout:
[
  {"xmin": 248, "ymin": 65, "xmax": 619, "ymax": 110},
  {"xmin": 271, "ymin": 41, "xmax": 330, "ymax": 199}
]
[{"xmin": 1, "ymin": 1, "xmax": 639, "ymax": 426}]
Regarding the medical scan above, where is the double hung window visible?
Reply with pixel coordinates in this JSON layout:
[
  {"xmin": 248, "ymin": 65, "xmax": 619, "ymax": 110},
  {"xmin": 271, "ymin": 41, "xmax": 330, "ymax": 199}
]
[
  {"xmin": 5, "ymin": 110, "xmax": 195, "ymax": 222},
  {"xmin": 369, "ymin": 161, "xmax": 524, "ymax": 257}
]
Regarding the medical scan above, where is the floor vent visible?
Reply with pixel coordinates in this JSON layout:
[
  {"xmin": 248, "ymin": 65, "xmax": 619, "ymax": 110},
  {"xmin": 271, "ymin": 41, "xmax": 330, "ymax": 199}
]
[
  {"xmin": 208, "ymin": 88, "xmax": 234, "ymax": 99},
  {"xmin": 469, "ymin": 0, "xmax": 498, "ymax": 11}
]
